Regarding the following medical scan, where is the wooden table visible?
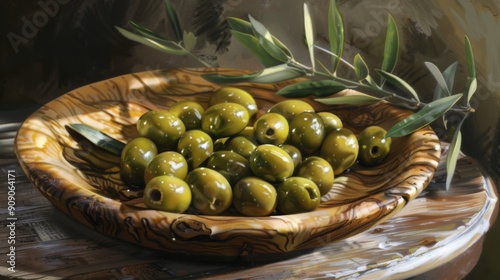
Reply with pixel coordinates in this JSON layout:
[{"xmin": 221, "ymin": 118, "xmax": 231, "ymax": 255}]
[{"xmin": 1, "ymin": 115, "xmax": 498, "ymax": 279}]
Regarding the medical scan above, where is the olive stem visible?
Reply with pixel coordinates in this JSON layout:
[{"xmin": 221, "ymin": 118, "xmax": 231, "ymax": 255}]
[
  {"xmin": 289, "ymin": 60, "xmax": 474, "ymax": 114},
  {"xmin": 314, "ymin": 45, "xmax": 356, "ymax": 71},
  {"xmin": 171, "ymin": 41, "xmax": 213, "ymax": 67}
]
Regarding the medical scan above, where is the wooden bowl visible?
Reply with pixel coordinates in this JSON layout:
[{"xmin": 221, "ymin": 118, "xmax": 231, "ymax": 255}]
[{"xmin": 15, "ymin": 68, "xmax": 441, "ymax": 260}]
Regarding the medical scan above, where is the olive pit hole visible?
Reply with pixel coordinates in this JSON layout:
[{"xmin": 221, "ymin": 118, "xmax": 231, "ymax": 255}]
[
  {"xmin": 371, "ymin": 146, "xmax": 380, "ymax": 156},
  {"xmin": 213, "ymin": 199, "xmax": 222, "ymax": 207},
  {"xmin": 306, "ymin": 187, "xmax": 318, "ymax": 200},
  {"xmin": 266, "ymin": 128, "xmax": 274, "ymax": 136},
  {"xmin": 149, "ymin": 189, "xmax": 162, "ymax": 201}
]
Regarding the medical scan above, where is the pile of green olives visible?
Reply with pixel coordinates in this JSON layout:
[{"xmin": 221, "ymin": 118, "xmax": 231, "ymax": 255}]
[{"xmin": 119, "ymin": 87, "xmax": 392, "ymax": 216}]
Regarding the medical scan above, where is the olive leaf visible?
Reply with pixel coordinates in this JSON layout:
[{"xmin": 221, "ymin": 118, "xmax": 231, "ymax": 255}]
[
  {"xmin": 365, "ymin": 76, "xmax": 380, "ymax": 89},
  {"xmin": 425, "ymin": 62, "xmax": 451, "ymax": 96},
  {"xmin": 465, "ymin": 35, "xmax": 476, "ymax": 80},
  {"xmin": 226, "ymin": 17, "xmax": 253, "ymax": 33},
  {"xmin": 67, "ymin": 124, "xmax": 125, "ymax": 156},
  {"xmin": 115, "ymin": 26, "xmax": 188, "ymax": 55},
  {"xmin": 328, "ymin": 0, "xmax": 344, "ymax": 74},
  {"xmin": 433, "ymin": 61, "xmax": 458, "ymax": 100},
  {"xmin": 353, "ymin": 53, "xmax": 379, "ymax": 88},
  {"xmin": 249, "ymin": 15, "xmax": 290, "ymax": 63},
  {"xmin": 467, "ymin": 77, "xmax": 478, "ymax": 104},
  {"xmin": 443, "ymin": 61, "xmax": 458, "ymax": 92},
  {"xmin": 465, "ymin": 35, "xmax": 477, "ymax": 107},
  {"xmin": 226, "ymin": 17, "xmax": 293, "ymax": 58},
  {"xmin": 386, "ymin": 93, "xmax": 463, "ymax": 138},
  {"xmin": 376, "ymin": 70, "xmax": 419, "ymax": 102},
  {"xmin": 304, "ymin": 3, "xmax": 315, "ymax": 71},
  {"xmin": 445, "ymin": 119, "xmax": 464, "ymax": 191},
  {"xmin": 380, "ymin": 14, "xmax": 399, "ymax": 85},
  {"xmin": 271, "ymin": 37, "xmax": 294, "ymax": 59},
  {"xmin": 433, "ymin": 61, "xmax": 459, "ymax": 132},
  {"xmin": 202, "ymin": 64, "xmax": 306, "ymax": 84},
  {"xmin": 277, "ymin": 80, "xmax": 346, "ymax": 97},
  {"xmin": 230, "ymin": 30, "xmax": 283, "ymax": 67},
  {"xmin": 164, "ymin": 0, "xmax": 183, "ymax": 42},
  {"xmin": 353, "ymin": 54, "xmax": 369, "ymax": 82},
  {"xmin": 316, "ymin": 94, "xmax": 382, "ymax": 106},
  {"xmin": 128, "ymin": 21, "xmax": 168, "ymax": 42}
]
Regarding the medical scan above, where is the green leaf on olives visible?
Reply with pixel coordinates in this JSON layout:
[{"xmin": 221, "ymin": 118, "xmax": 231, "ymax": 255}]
[
  {"xmin": 67, "ymin": 123, "xmax": 125, "ymax": 156},
  {"xmin": 276, "ymin": 80, "xmax": 346, "ymax": 98}
]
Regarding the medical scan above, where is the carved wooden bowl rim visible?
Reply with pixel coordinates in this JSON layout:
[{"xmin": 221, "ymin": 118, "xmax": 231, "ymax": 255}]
[{"xmin": 15, "ymin": 68, "xmax": 441, "ymax": 259}]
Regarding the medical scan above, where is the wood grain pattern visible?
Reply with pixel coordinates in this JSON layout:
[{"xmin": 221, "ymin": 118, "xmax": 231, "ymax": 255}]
[{"xmin": 15, "ymin": 68, "xmax": 441, "ymax": 259}]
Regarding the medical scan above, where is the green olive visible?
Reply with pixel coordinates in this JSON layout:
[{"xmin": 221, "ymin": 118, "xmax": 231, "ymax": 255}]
[
  {"xmin": 223, "ymin": 135, "xmax": 258, "ymax": 159},
  {"xmin": 296, "ymin": 156, "xmax": 334, "ymax": 196},
  {"xmin": 185, "ymin": 168, "xmax": 233, "ymax": 215},
  {"xmin": 357, "ymin": 126, "xmax": 392, "ymax": 166},
  {"xmin": 120, "ymin": 137, "xmax": 158, "ymax": 187},
  {"xmin": 249, "ymin": 144, "xmax": 294, "ymax": 183},
  {"xmin": 277, "ymin": 177, "xmax": 321, "ymax": 214},
  {"xmin": 320, "ymin": 128, "xmax": 359, "ymax": 175},
  {"xmin": 281, "ymin": 144, "xmax": 302, "ymax": 169},
  {"xmin": 213, "ymin": 137, "xmax": 229, "ymax": 152},
  {"xmin": 209, "ymin": 87, "xmax": 258, "ymax": 118},
  {"xmin": 253, "ymin": 113, "xmax": 289, "ymax": 145},
  {"xmin": 268, "ymin": 100, "xmax": 315, "ymax": 122},
  {"xmin": 206, "ymin": 151, "xmax": 252, "ymax": 186},
  {"xmin": 177, "ymin": 130, "xmax": 213, "ymax": 169},
  {"xmin": 169, "ymin": 100, "xmax": 205, "ymax": 130},
  {"xmin": 237, "ymin": 126, "xmax": 255, "ymax": 138},
  {"xmin": 201, "ymin": 102, "xmax": 250, "ymax": 138},
  {"xmin": 318, "ymin": 112, "xmax": 343, "ymax": 135},
  {"xmin": 144, "ymin": 151, "xmax": 188, "ymax": 184},
  {"xmin": 288, "ymin": 112, "xmax": 325, "ymax": 155},
  {"xmin": 233, "ymin": 177, "xmax": 277, "ymax": 217},
  {"xmin": 136, "ymin": 110, "xmax": 186, "ymax": 152},
  {"xmin": 143, "ymin": 175, "xmax": 191, "ymax": 213}
]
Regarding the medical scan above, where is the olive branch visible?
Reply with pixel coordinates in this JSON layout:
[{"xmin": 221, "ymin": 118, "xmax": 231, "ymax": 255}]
[{"xmin": 115, "ymin": 0, "xmax": 477, "ymax": 190}]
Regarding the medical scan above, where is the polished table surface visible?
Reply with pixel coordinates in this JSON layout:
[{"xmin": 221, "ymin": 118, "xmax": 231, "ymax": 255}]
[{"xmin": 0, "ymin": 110, "xmax": 498, "ymax": 279}]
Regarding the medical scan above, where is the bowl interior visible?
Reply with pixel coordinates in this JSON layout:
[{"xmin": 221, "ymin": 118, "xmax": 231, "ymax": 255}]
[{"xmin": 15, "ymin": 68, "xmax": 441, "ymax": 259}]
